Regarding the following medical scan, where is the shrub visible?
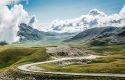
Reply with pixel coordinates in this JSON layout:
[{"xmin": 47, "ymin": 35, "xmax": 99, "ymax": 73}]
[
  {"xmin": 90, "ymin": 39, "xmax": 107, "ymax": 46},
  {"xmin": 0, "ymin": 41, "xmax": 8, "ymax": 46}
]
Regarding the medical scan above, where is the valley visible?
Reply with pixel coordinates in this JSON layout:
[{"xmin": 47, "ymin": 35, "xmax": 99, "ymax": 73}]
[
  {"xmin": 1, "ymin": 0, "xmax": 125, "ymax": 80},
  {"xmin": 0, "ymin": 44, "xmax": 125, "ymax": 80},
  {"xmin": 1, "ymin": 23, "xmax": 125, "ymax": 80}
]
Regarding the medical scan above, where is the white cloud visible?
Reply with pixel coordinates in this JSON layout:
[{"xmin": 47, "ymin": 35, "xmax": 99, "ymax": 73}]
[
  {"xmin": 88, "ymin": 9, "xmax": 105, "ymax": 16},
  {"xmin": 0, "ymin": 0, "xmax": 20, "ymax": 6},
  {"xmin": 0, "ymin": 0, "xmax": 29, "ymax": 6},
  {"xmin": 0, "ymin": 4, "xmax": 29, "ymax": 43},
  {"xmin": 42, "ymin": 5, "xmax": 125, "ymax": 33},
  {"xmin": 1, "ymin": 0, "xmax": 125, "ymax": 43},
  {"xmin": 0, "ymin": 0, "xmax": 29, "ymax": 43}
]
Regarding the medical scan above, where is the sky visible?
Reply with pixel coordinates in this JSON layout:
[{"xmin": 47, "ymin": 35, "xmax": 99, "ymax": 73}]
[
  {"xmin": 21, "ymin": 0, "xmax": 125, "ymax": 23},
  {"xmin": 1, "ymin": 0, "xmax": 125, "ymax": 43}
]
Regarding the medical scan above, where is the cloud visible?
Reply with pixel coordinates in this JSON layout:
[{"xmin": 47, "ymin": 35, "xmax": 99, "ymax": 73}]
[
  {"xmin": 28, "ymin": 16, "xmax": 37, "ymax": 27},
  {"xmin": 0, "ymin": 0, "xmax": 29, "ymax": 6},
  {"xmin": 88, "ymin": 9, "xmax": 105, "ymax": 16},
  {"xmin": 0, "ymin": 4, "xmax": 29, "ymax": 43},
  {"xmin": 0, "ymin": 0, "xmax": 19, "ymax": 6},
  {"xmin": 0, "ymin": 0, "xmax": 30, "ymax": 43},
  {"xmin": 1, "ymin": 0, "xmax": 125, "ymax": 43},
  {"xmin": 43, "ymin": 5, "xmax": 125, "ymax": 33}
]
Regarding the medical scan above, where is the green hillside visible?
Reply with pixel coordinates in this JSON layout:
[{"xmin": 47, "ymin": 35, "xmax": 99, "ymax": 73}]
[
  {"xmin": 38, "ymin": 44, "xmax": 125, "ymax": 73},
  {"xmin": 0, "ymin": 46, "xmax": 50, "ymax": 71}
]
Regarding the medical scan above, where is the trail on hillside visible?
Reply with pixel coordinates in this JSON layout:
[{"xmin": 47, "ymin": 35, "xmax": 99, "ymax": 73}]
[{"xmin": 17, "ymin": 46, "xmax": 125, "ymax": 78}]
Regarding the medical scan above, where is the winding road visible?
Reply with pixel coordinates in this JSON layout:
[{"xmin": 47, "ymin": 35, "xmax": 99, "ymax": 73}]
[{"xmin": 17, "ymin": 55, "xmax": 125, "ymax": 78}]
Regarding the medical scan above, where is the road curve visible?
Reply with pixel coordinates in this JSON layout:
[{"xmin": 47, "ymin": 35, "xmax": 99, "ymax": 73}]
[{"xmin": 17, "ymin": 55, "xmax": 125, "ymax": 78}]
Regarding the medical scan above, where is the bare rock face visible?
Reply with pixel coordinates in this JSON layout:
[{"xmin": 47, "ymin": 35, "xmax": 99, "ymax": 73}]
[
  {"xmin": 110, "ymin": 27, "xmax": 125, "ymax": 44},
  {"xmin": 18, "ymin": 23, "xmax": 45, "ymax": 42},
  {"xmin": 65, "ymin": 27, "xmax": 118, "ymax": 42},
  {"xmin": 46, "ymin": 45, "xmax": 88, "ymax": 57},
  {"xmin": 90, "ymin": 27, "xmax": 125, "ymax": 45}
]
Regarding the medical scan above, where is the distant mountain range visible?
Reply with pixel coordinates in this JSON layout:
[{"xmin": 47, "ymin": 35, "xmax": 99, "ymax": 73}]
[
  {"xmin": 91, "ymin": 27, "xmax": 125, "ymax": 45},
  {"xmin": 17, "ymin": 17, "xmax": 125, "ymax": 45},
  {"xmin": 17, "ymin": 23, "xmax": 75, "ymax": 42},
  {"xmin": 65, "ymin": 26, "xmax": 125, "ymax": 45},
  {"xmin": 65, "ymin": 27, "xmax": 118, "ymax": 41},
  {"xmin": 18, "ymin": 21, "xmax": 125, "ymax": 45}
]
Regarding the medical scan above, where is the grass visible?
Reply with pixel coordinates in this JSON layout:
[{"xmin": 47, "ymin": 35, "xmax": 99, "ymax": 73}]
[
  {"xmin": 1, "ymin": 44, "xmax": 125, "ymax": 79},
  {"xmin": 38, "ymin": 60, "xmax": 125, "ymax": 74},
  {"xmin": 0, "ymin": 46, "xmax": 50, "ymax": 71},
  {"xmin": 38, "ymin": 44, "xmax": 125, "ymax": 74},
  {"xmin": 88, "ymin": 44, "xmax": 125, "ymax": 55}
]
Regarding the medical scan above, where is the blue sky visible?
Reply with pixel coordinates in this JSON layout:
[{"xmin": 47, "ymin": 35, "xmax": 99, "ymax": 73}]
[{"xmin": 21, "ymin": 0, "xmax": 125, "ymax": 23}]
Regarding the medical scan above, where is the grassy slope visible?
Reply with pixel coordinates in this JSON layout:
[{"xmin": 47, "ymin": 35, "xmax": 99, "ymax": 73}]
[
  {"xmin": 0, "ymin": 46, "xmax": 50, "ymax": 72},
  {"xmin": 0, "ymin": 44, "xmax": 125, "ymax": 79},
  {"xmin": 39, "ymin": 44, "xmax": 125, "ymax": 73}
]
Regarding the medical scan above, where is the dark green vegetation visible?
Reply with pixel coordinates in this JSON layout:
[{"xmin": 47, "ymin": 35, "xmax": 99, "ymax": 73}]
[
  {"xmin": 0, "ymin": 41, "xmax": 8, "ymax": 46},
  {"xmin": 89, "ymin": 44, "xmax": 125, "ymax": 54},
  {"xmin": 89, "ymin": 39, "xmax": 108, "ymax": 46}
]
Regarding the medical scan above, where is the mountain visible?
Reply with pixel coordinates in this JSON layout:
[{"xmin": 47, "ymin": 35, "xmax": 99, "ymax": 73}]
[
  {"xmin": 17, "ymin": 23, "xmax": 46, "ymax": 42},
  {"xmin": 65, "ymin": 26, "xmax": 125, "ymax": 45},
  {"xmin": 17, "ymin": 21, "xmax": 125, "ymax": 45},
  {"xmin": 90, "ymin": 27, "xmax": 125, "ymax": 45},
  {"xmin": 115, "ymin": 27, "xmax": 125, "ymax": 44},
  {"xmin": 65, "ymin": 27, "xmax": 118, "ymax": 42},
  {"xmin": 17, "ymin": 23, "xmax": 75, "ymax": 42}
]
